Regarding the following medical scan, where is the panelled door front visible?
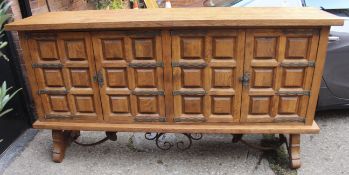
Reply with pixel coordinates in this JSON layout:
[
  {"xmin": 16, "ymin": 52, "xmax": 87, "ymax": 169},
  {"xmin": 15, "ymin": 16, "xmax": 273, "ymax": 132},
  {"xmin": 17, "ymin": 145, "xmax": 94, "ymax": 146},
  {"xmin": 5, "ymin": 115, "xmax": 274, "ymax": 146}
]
[
  {"xmin": 27, "ymin": 32, "xmax": 103, "ymax": 121},
  {"xmin": 92, "ymin": 31, "xmax": 165, "ymax": 123},
  {"xmin": 171, "ymin": 30, "xmax": 245, "ymax": 123},
  {"xmin": 241, "ymin": 29, "xmax": 320, "ymax": 123}
]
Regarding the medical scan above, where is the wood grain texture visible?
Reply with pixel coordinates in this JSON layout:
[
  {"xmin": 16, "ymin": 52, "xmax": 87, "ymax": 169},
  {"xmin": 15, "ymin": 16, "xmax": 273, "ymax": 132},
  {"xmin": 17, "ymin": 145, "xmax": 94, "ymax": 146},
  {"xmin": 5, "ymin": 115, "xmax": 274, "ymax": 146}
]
[
  {"xmin": 18, "ymin": 32, "xmax": 45, "ymax": 120},
  {"xmin": 305, "ymin": 27, "xmax": 330, "ymax": 125},
  {"xmin": 5, "ymin": 7, "xmax": 343, "ymax": 31},
  {"xmin": 33, "ymin": 120, "xmax": 320, "ymax": 134}
]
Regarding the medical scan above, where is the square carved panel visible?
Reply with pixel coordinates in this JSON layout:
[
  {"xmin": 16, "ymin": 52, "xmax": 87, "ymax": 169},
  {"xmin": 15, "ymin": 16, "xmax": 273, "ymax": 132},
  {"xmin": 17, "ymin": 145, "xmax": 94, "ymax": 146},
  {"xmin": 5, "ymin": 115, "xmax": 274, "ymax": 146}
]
[
  {"xmin": 249, "ymin": 96, "xmax": 271, "ymax": 115},
  {"xmin": 70, "ymin": 68, "xmax": 91, "ymax": 88},
  {"xmin": 213, "ymin": 37, "xmax": 236, "ymax": 59},
  {"xmin": 65, "ymin": 40, "xmax": 87, "ymax": 60},
  {"xmin": 182, "ymin": 96, "xmax": 203, "ymax": 114},
  {"xmin": 106, "ymin": 68, "xmax": 128, "ymax": 88},
  {"xmin": 38, "ymin": 40, "xmax": 59, "ymax": 60},
  {"xmin": 181, "ymin": 37, "xmax": 204, "ymax": 59},
  {"xmin": 49, "ymin": 95, "xmax": 69, "ymax": 112},
  {"xmin": 133, "ymin": 38, "xmax": 154, "ymax": 59},
  {"xmin": 75, "ymin": 95, "xmax": 95, "ymax": 113},
  {"xmin": 252, "ymin": 68, "xmax": 274, "ymax": 88},
  {"xmin": 282, "ymin": 68, "xmax": 305, "ymax": 88},
  {"xmin": 212, "ymin": 96, "xmax": 233, "ymax": 114},
  {"xmin": 137, "ymin": 96, "xmax": 158, "ymax": 114},
  {"xmin": 182, "ymin": 69, "xmax": 203, "ymax": 88},
  {"xmin": 254, "ymin": 37, "xmax": 277, "ymax": 59},
  {"xmin": 135, "ymin": 69, "xmax": 157, "ymax": 88},
  {"xmin": 110, "ymin": 96, "xmax": 130, "ymax": 113},
  {"xmin": 102, "ymin": 39, "xmax": 125, "ymax": 60},
  {"xmin": 278, "ymin": 96, "xmax": 299, "ymax": 114},
  {"xmin": 212, "ymin": 68, "xmax": 234, "ymax": 88},
  {"xmin": 286, "ymin": 37, "xmax": 309, "ymax": 59},
  {"xmin": 43, "ymin": 69, "xmax": 64, "ymax": 87}
]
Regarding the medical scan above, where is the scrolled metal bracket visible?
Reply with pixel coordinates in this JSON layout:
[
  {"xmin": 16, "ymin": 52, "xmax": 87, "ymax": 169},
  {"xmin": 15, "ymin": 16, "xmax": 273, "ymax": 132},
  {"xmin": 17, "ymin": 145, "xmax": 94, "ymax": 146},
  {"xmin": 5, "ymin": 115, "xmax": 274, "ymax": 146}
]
[{"xmin": 145, "ymin": 133, "xmax": 203, "ymax": 151}]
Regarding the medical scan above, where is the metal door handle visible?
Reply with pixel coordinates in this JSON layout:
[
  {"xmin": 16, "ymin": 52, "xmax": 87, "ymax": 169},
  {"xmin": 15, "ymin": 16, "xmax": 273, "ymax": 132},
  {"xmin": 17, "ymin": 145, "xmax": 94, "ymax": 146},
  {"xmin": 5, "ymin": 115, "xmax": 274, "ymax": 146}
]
[
  {"xmin": 240, "ymin": 72, "xmax": 250, "ymax": 87},
  {"xmin": 328, "ymin": 36, "xmax": 340, "ymax": 42},
  {"xmin": 93, "ymin": 70, "xmax": 104, "ymax": 87}
]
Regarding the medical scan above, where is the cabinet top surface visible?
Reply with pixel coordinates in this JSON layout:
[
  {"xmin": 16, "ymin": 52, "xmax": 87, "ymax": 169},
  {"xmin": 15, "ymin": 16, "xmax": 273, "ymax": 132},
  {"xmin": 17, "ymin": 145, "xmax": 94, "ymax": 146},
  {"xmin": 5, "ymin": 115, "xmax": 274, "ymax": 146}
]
[{"xmin": 5, "ymin": 7, "xmax": 343, "ymax": 31}]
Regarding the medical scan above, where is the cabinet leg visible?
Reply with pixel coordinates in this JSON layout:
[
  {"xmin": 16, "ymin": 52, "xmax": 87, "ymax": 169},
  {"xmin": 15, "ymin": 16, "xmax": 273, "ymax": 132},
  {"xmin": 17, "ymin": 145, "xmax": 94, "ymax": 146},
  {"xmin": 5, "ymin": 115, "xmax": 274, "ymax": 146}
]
[
  {"xmin": 288, "ymin": 134, "xmax": 301, "ymax": 169},
  {"xmin": 51, "ymin": 130, "xmax": 78, "ymax": 163}
]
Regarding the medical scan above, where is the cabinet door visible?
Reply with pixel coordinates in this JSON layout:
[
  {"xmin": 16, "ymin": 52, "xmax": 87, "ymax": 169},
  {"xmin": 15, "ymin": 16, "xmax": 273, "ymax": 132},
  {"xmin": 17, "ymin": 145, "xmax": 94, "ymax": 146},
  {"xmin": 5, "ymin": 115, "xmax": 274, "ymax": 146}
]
[
  {"xmin": 92, "ymin": 31, "xmax": 165, "ymax": 123},
  {"xmin": 27, "ymin": 32, "xmax": 103, "ymax": 121},
  {"xmin": 171, "ymin": 30, "xmax": 245, "ymax": 123},
  {"xmin": 241, "ymin": 29, "xmax": 319, "ymax": 123}
]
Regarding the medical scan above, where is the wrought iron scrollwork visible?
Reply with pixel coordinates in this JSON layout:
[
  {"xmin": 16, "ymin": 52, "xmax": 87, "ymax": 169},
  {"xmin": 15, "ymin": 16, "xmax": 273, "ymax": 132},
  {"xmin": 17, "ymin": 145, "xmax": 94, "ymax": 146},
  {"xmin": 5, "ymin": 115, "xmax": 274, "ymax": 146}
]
[{"xmin": 144, "ymin": 132, "xmax": 203, "ymax": 151}]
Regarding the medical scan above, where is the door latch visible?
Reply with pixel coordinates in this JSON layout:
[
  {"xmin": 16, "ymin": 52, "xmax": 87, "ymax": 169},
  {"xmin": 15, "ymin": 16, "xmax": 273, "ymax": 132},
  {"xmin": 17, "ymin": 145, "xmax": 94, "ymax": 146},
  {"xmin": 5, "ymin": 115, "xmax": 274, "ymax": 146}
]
[
  {"xmin": 93, "ymin": 70, "xmax": 104, "ymax": 87},
  {"xmin": 240, "ymin": 72, "xmax": 250, "ymax": 87}
]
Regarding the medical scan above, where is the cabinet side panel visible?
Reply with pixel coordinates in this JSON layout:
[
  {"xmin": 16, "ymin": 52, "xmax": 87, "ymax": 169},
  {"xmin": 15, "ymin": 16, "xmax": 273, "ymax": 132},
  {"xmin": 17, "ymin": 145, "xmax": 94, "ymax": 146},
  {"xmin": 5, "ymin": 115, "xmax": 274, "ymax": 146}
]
[
  {"xmin": 18, "ymin": 32, "xmax": 44, "ymax": 120},
  {"xmin": 306, "ymin": 27, "xmax": 330, "ymax": 125}
]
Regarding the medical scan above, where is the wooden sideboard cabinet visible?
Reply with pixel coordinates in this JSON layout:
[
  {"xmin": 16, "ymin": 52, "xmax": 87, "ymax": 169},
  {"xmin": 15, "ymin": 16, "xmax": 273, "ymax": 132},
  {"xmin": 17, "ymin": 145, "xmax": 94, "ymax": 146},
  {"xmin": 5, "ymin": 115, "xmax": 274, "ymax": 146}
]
[{"xmin": 6, "ymin": 7, "xmax": 343, "ymax": 168}]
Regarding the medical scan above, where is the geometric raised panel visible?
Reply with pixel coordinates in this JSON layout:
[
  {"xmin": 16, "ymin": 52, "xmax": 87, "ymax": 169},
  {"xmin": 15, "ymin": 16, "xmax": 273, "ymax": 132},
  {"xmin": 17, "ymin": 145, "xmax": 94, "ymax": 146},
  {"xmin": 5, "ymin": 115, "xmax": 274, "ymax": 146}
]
[
  {"xmin": 137, "ymin": 96, "xmax": 158, "ymax": 114},
  {"xmin": 181, "ymin": 37, "xmax": 204, "ymax": 59},
  {"xmin": 75, "ymin": 95, "xmax": 95, "ymax": 113},
  {"xmin": 249, "ymin": 96, "xmax": 271, "ymax": 115},
  {"xmin": 212, "ymin": 68, "xmax": 234, "ymax": 88},
  {"xmin": 212, "ymin": 96, "xmax": 232, "ymax": 114},
  {"xmin": 135, "ymin": 69, "xmax": 157, "ymax": 88},
  {"xmin": 278, "ymin": 96, "xmax": 299, "ymax": 114},
  {"xmin": 133, "ymin": 38, "xmax": 154, "ymax": 59},
  {"xmin": 183, "ymin": 96, "xmax": 203, "ymax": 114},
  {"xmin": 252, "ymin": 68, "xmax": 274, "ymax": 88},
  {"xmin": 49, "ymin": 95, "xmax": 69, "ymax": 112},
  {"xmin": 286, "ymin": 38, "xmax": 309, "ymax": 59},
  {"xmin": 213, "ymin": 37, "xmax": 235, "ymax": 59},
  {"xmin": 43, "ymin": 69, "xmax": 64, "ymax": 87},
  {"xmin": 70, "ymin": 69, "xmax": 91, "ymax": 88},
  {"xmin": 106, "ymin": 68, "xmax": 128, "ymax": 88},
  {"xmin": 38, "ymin": 40, "xmax": 59, "ymax": 60},
  {"xmin": 182, "ymin": 69, "xmax": 202, "ymax": 88},
  {"xmin": 282, "ymin": 68, "xmax": 305, "ymax": 88},
  {"xmin": 254, "ymin": 37, "xmax": 277, "ymax": 59},
  {"xmin": 65, "ymin": 40, "xmax": 87, "ymax": 60},
  {"xmin": 110, "ymin": 96, "xmax": 130, "ymax": 113},
  {"xmin": 102, "ymin": 39, "xmax": 124, "ymax": 60}
]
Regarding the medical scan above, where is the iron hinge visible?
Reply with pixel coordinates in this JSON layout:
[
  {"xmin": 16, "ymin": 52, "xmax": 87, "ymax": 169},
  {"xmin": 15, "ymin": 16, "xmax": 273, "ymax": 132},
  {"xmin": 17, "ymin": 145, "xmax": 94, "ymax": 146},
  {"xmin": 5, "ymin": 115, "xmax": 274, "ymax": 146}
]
[
  {"xmin": 32, "ymin": 63, "xmax": 63, "ymax": 69},
  {"xmin": 171, "ymin": 62, "xmax": 207, "ymax": 68},
  {"xmin": 37, "ymin": 89, "xmax": 69, "ymax": 95},
  {"xmin": 174, "ymin": 117, "xmax": 206, "ymax": 122},
  {"xmin": 128, "ymin": 61, "xmax": 164, "ymax": 68},
  {"xmin": 134, "ymin": 117, "xmax": 166, "ymax": 122},
  {"xmin": 280, "ymin": 61, "xmax": 315, "ymax": 67},
  {"xmin": 276, "ymin": 91, "xmax": 311, "ymax": 96},
  {"xmin": 173, "ymin": 90, "xmax": 207, "ymax": 96},
  {"xmin": 132, "ymin": 90, "xmax": 164, "ymax": 96}
]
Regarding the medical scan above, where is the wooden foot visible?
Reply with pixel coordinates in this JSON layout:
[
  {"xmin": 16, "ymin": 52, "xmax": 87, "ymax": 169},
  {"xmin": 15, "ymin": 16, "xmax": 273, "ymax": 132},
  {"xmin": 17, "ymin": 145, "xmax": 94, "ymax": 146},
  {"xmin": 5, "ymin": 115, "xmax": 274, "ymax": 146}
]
[
  {"xmin": 51, "ymin": 130, "xmax": 78, "ymax": 163},
  {"xmin": 288, "ymin": 134, "xmax": 301, "ymax": 169}
]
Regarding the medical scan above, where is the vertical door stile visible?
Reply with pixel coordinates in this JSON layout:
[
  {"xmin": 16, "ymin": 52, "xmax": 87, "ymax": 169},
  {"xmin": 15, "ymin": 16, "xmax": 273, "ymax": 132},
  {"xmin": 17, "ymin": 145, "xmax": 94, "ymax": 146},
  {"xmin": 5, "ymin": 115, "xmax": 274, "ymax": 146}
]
[{"xmin": 162, "ymin": 30, "xmax": 174, "ymax": 123}]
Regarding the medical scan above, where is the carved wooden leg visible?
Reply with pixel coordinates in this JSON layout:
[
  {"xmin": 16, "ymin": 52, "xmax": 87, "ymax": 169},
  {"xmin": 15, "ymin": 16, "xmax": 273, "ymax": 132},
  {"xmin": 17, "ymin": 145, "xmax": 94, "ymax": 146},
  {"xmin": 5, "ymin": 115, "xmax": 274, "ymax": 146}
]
[
  {"xmin": 288, "ymin": 134, "xmax": 301, "ymax": 169},
  {"xmin": 51, "ymin": 130, "xmax": 78, "ymax": 163},
  {"xmin": 52, "ymin": 130, "xmax": 67, "ymax": 163}
]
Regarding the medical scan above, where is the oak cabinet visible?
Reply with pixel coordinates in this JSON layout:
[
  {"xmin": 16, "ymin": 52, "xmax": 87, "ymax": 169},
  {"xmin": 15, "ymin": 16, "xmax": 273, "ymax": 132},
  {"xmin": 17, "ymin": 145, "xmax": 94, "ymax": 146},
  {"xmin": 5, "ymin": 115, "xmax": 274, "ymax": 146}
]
[{"xmin": 6, "ymin": 8, "xmax": 342, "ymax": 168}]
